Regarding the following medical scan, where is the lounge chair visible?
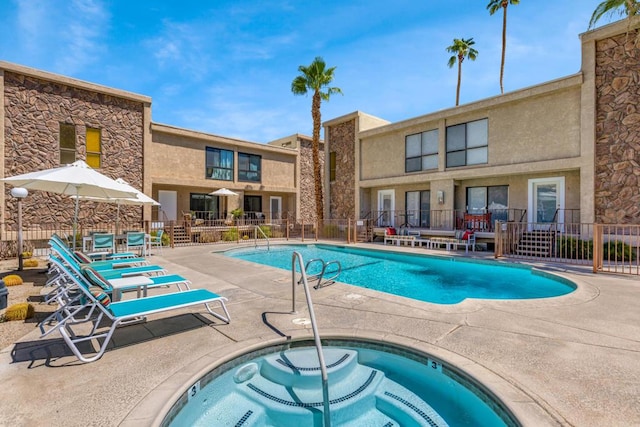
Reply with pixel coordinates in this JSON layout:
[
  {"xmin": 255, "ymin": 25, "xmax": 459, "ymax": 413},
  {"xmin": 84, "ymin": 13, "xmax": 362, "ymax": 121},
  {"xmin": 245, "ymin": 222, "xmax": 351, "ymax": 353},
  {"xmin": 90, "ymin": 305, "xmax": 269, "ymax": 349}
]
[
  {"xmin": 40, "ymin": 257, "xmax": 229, "ymax": 363},
  {"xmin": 49, "ymin": 242, "xmax": 166, "ymax": 280}
]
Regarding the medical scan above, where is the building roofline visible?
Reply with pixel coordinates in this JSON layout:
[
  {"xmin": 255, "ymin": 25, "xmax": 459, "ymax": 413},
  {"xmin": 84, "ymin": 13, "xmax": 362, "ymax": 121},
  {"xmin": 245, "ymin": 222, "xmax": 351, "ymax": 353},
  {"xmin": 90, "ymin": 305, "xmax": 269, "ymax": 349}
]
[
  {"xmin": 151, "ymin": 122, "xmax": 298, "ymax": 154},
  {"xmin": 359, "ymin": 73, "xmax": 583, "ymax": 138},
  {"xmin": 580, "ymin": 15, "xmax": 640, "ymax": 42},
  {"xmin": 0, "ymin": 60, "xmax": 151, "ymax": 104}
]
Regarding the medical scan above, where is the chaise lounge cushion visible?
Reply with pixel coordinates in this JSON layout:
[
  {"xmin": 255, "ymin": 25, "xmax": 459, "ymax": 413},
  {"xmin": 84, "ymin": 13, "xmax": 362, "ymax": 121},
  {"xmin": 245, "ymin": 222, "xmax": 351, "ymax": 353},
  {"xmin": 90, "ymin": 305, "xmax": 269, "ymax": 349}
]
[
  {"xmin": 386, "ymin": 227, "xmax": 397, "ymax": 236},
  {"xmin": 462, "ymin": 231, "xmax": 474, "ymax": 241}
]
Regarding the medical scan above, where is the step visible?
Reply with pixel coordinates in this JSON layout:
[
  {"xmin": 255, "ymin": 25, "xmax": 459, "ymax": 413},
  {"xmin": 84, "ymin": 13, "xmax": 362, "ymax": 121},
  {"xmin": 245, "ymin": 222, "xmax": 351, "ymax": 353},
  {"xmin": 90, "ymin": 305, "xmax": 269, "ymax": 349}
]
[{"xmin": 376, "ymin": 377, "xmax": 449, "ymax": 427}]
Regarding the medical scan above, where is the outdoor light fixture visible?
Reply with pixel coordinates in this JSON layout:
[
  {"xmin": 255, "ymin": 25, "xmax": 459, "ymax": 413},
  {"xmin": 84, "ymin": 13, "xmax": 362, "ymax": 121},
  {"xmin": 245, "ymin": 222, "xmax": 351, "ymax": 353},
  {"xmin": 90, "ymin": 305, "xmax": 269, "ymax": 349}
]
[{"xmin": 10, "ymin": 187, "xmax": 28, "ymax": 271}]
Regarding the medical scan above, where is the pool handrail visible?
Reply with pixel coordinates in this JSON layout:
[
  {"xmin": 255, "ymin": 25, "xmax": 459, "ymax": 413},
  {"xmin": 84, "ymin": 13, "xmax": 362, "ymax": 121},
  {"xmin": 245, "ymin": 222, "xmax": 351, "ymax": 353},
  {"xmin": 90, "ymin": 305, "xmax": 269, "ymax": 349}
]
[
  {"xmin": 254, "ymin": 225, "xmax": 270, "ymax": 251},
  {"xmin": 299, "ymin": 258, "xmax": 342, "ymax": 289},
  {"xmin": 291, "ymin": 251, "xmax": 331, "ymax": 426}
]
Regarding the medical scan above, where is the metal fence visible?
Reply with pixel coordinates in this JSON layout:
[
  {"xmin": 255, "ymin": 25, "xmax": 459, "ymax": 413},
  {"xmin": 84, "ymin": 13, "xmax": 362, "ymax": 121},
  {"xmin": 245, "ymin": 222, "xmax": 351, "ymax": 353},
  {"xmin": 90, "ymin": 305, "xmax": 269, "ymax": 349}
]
[{"xmin": 495, "ymin": 221, "xmax": 640, "ymax": 275}]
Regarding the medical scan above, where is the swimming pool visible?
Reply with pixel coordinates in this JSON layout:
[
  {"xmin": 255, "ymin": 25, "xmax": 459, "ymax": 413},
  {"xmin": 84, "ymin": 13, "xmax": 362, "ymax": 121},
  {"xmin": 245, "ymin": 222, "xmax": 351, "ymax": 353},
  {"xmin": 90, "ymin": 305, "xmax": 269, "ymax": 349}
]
[
  {"xmin": 225, "ymin": 244, "xmax": 575, "ymax": 304},
  {"xmin": 164, "ymin": 340, "xmax": 517, "ymax": 426}
]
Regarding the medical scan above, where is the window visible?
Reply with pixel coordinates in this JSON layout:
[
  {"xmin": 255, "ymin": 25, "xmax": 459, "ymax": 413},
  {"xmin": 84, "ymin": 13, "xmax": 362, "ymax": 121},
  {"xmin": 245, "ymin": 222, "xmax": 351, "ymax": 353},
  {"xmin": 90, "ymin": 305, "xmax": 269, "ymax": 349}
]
[
  {"xmin": 446, "ymin": 119, "xmax": 488, "ymax": 167},
  {"xmin": 86, "ymin": 127, "xmax": 101, "ymax": 168},
  {"xmin": 238, "ymin": 152, "xmax": 261, "ymax": 182},
  {"xmin": 244, "ymin": 195, "xmax": 263, "ymax": 219},
  {"xmin": 405, "ymin": 129, "xmax": 438, "ymax": 172},
  {"xmin": 190, "ymin": 193, "xmax": 216, "ymax": 220},
  {"xmin": 405, "ymin": 190, "xmax": 431, "ymax": 227},
  {"xmin": 467, "ymin": 185, "xmax": 508, "ymax": 222},
  {"xmin": 206, "ymin": 147, "xmax": 233, "ymax": 181},
  {"xmin": 59, "ymin": 123, "xmax": 76, "ymax": 164},
  {"xmin": 329, "ymin": 152, "xmax": 337, "ymax": 181}
]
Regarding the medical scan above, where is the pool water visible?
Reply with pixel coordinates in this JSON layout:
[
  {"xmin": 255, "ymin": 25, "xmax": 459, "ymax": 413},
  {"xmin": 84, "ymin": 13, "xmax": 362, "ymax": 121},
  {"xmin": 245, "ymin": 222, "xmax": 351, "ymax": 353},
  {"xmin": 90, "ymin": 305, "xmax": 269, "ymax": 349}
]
[
  {"xmin": 166, "ymin": 341, "xmax": 515, "ymax": 426},
  {"xmin": 225, "ymin": 244, "xmax": 575, "ymax": 304}
]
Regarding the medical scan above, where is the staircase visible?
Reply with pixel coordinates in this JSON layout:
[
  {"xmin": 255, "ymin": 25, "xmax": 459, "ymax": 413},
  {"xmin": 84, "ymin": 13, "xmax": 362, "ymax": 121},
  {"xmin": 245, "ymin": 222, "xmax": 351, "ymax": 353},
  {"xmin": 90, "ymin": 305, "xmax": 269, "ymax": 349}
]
[
  {"xmin": 171, "ymin": 225, "xmax": 191, "ymax": 245},
  {"xmin": 215, "ymin": 347, "xmax": 449, "ymax": 426},
  {"xmin": 515, "ymin": 229, "xmax": 556, "ymax": 257}
]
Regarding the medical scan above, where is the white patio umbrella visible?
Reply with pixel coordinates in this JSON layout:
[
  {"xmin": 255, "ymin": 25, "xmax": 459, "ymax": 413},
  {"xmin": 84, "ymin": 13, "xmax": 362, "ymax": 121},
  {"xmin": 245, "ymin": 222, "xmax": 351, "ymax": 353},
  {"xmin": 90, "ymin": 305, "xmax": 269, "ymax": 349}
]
[
  {"xmin": 209, "ymin": 188, "xmax": 238, "ymax": 219},
  {"xmin": 72, "ymin": 178, "xmax": 160, "ymax": 233},
  {"xmin": 2, "ymin": 160, "xmax": 137, "ymax": 249}
]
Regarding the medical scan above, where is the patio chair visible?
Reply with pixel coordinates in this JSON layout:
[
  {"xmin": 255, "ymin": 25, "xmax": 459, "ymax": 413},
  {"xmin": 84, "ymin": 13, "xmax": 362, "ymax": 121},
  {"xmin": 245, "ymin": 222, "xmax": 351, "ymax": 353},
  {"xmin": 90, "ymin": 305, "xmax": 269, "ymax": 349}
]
[
  {"xmin": 150, "ymin": 230, "xmax": 164, "ymax": 254},
  {"xmin": 126, "ymin": 232, "xmax": 147, "ymax": 257},
  {"xmin": 52, "ymin": 232, "xmax": 139, "ymax": 261},
  {"xmin": 92, "ymin": 233, "xmax": 116, "ymax": 255},
  {"xmin": 40, "ymin": 257, "xmax": 229, "ymax": 363}
]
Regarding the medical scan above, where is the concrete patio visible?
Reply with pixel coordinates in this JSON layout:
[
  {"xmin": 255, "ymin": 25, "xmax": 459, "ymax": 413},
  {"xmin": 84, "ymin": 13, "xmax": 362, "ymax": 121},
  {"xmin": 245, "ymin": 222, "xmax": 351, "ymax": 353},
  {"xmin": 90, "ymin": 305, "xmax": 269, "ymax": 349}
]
[{"xmin": 0, "ymin": 243, "xmax": 638, "ymax": 426}]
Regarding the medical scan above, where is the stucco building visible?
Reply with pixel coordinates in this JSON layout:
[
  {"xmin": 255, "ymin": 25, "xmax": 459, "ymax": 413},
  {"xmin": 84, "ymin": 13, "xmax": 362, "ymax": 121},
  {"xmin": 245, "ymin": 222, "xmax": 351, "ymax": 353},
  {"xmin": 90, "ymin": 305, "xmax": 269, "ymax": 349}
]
[{"xmin": 323, "ymin": 18, "xmax": 640, "ymax": 233}]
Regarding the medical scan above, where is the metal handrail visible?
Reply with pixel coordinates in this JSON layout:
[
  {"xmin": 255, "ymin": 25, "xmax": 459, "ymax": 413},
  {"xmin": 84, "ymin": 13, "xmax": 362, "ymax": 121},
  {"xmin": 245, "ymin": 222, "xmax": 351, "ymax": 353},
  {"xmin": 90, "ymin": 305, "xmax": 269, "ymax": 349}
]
[
  {"xmin": 291, "ymin": 251, "xmax": 331, "ymax": 426},
  {"xmin": 299, "ymin": 258, "xmax": 342, "ymax": 289},
  {"xmin": 254, "ymin": 225, "xmax": 270, "ymax": 251}
]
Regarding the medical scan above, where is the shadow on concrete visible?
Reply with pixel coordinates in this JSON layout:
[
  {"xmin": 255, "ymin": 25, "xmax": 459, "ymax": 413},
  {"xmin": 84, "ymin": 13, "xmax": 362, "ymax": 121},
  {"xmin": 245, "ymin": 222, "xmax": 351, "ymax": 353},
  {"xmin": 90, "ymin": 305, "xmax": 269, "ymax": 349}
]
[
  {"xmin": 10, "ymin": 313, "xmax": 215, "ymax": 367},
  {"xmin": 262, "ymin": 311, "xmax": 292, "ymax": 338}
]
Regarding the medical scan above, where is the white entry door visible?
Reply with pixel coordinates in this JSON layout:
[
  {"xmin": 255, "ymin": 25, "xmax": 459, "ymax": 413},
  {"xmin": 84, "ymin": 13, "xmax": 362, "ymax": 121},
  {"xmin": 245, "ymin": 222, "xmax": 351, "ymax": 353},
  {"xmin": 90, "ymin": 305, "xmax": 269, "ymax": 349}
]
[
  {"xmin": 377, "ymin": 189, "xmax": 395, "ymax": 227},
  {"xmin": 158, "ymin": 190, "xmax": 177, "ymax": 221},
  {"xmin": 528, "ymin": 177, "xmax": 564, "ymax": 226},
  {"xmin": 270, "ymin": 196, "xmax": 282, "ymax": 222}
]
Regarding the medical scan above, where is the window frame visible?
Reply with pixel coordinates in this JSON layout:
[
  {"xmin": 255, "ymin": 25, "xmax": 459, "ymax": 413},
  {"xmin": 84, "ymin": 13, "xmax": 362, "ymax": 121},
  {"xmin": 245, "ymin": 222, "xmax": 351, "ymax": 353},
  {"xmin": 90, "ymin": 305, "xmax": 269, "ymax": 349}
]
[
  {"xmin": 59, "ymin": 123, "xmax": 76, "ymax": 165},
  {"xmin": 85, "ymin": 127, "xmax": 102, "ymax": 168},
  {"xmin": 329, "ymin": 152, "xmax": 336, "ymax": 181},
  {"xmin": 206, "ymin": 147, "xmax": 234, "ymax": 181},
  {"xmin": 237, "ymin": 152, "xmax": 262, "ymax": 182},
  {"xmin": 405, "ymin": 129, "xmax": 438, "ymax": 173},
  {"xmin": 446, "ymin": 118, "xmax": 488, "ymax": 168}
]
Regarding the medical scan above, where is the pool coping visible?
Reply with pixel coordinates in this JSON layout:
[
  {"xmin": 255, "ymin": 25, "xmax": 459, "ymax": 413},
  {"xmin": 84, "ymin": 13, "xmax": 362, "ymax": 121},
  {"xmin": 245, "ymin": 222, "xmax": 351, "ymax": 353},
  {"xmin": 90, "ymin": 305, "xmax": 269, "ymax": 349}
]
[{"xmin": 124, "ymin": 329, "xmax": 562, "ymax": 427}]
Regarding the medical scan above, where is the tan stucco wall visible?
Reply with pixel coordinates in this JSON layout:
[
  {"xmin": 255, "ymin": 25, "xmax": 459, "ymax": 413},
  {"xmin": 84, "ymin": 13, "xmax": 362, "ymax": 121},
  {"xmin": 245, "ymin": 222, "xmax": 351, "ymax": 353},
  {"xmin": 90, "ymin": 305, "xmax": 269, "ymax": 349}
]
[
  {"xmin": 359, "ymin": 78, "xmax": 582, "ymax": 183},
  {"xmin": 150, "ymin": 124, "xmax": 297, "ymax": 192}
]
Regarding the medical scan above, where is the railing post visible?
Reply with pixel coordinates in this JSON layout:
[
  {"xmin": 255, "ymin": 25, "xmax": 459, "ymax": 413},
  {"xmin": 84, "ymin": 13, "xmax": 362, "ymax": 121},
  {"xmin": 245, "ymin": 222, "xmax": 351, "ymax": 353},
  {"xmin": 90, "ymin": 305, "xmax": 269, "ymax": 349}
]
[
  {"xmin": 301, "ymin": 219, "xmax": 305, "ymax": 242},
  {"xmin": 347, "ymin": 219, "xmax": 351, "ymax": 244},
  {"xmin": 315, "ymin": 221, "xmax": 318, "ymax": 241},
  {"xmin": 593, "ymin": 223, "xmax": 601, "ymax": 273},
  {"xmin": 286, "ymin": 219, "xmax": 289, "ymax": 241}
]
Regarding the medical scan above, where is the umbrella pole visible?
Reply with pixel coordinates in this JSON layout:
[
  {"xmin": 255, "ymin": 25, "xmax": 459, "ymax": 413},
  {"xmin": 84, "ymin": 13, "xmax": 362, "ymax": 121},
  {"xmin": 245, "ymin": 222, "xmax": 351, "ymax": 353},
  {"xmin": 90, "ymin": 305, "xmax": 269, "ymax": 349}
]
[
  {"xmin": 73, "ymin": 194, "xmax": 79, "ymax": 251},
  {"xmin": 116, "ymin": 203, "xmax": 120, "ymax": 235}
]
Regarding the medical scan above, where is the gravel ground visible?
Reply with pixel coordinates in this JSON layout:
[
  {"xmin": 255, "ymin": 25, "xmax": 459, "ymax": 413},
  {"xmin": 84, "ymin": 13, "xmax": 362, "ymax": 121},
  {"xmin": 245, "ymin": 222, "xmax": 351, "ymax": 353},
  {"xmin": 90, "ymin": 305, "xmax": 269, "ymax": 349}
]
[{"xmin": 0, "ymin": 258, "xmax": 53, "ymax": 350}]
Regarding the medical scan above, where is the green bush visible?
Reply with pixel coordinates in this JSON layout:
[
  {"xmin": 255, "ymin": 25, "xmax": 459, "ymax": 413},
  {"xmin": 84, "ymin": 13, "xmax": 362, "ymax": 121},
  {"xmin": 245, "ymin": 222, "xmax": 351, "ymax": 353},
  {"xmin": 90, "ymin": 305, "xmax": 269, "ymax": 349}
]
[
  {"xmin": 556, "ymin": 236, "xmax": 593, "ymax": 260},
  {"xmin": 321, "ymin": 224, "xmax": 339, "ymax": 238},
  {"xmin": 603, "ymin": 240, "xmax": 636, "ymax": 261},
  {"xmin": 222, "ymin": 228, "xmax": 239, "ymax": 241},
  {"xmin": 257, "ymin": 225, "xmax": 272, "ymax": 238},
  {"xmin": 151, "ymin": 230, "xmax": 170, "ymax": 246}
]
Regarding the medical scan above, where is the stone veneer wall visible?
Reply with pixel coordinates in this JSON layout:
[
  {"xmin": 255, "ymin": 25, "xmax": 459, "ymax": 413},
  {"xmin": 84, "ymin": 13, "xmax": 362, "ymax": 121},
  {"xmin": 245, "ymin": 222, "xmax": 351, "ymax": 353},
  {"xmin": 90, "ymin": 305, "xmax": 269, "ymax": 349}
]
[
  {"xmin": 298, "ymin": 136, "xmax": 323, "ymax": 223},
  {"xmin": 594, "ymin": 30, "xmax": 640, "ymax": 224},
  {"xmin": 327, "ymin": 119, "xmax": 356, "ymax": 219},
  {"xmin": 3, "ymin": 71, "xmax": 145, "ymax": 227}
]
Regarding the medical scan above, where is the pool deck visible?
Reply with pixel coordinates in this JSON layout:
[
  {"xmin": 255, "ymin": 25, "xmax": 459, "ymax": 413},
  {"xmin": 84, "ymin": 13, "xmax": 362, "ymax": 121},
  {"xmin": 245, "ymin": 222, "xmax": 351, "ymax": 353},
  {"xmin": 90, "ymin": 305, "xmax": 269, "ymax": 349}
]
[{"xmin": 0, "ymin": 242, "xmax": 638, "ymax": 426}]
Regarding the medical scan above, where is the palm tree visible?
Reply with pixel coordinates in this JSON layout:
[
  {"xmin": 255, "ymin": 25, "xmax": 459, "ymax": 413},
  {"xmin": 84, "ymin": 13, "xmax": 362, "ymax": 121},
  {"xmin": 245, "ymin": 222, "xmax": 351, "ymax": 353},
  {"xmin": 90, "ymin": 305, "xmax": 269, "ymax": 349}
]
[
  {"xmin": 589, "ymin": 0, "xmax": 639, "ymax": 29},
  {"xmin": 291, "ymin": 57, "xmax": 342, "ymax": 222},
  {"xmin": 487, "ymin": 0, "xmax": 520, "ymax": 94},
  {"xmin": 447, "ymin": 38, "xmax": 479, "ymax": 106}
]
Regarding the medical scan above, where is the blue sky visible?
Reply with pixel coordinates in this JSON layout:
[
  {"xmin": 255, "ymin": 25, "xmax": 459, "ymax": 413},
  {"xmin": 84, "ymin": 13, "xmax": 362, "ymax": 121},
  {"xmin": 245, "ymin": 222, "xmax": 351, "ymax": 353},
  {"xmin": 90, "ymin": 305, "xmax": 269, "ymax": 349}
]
[{"xmin": 0, "ymin": 0, "xmax": 621, "ymax": 143}]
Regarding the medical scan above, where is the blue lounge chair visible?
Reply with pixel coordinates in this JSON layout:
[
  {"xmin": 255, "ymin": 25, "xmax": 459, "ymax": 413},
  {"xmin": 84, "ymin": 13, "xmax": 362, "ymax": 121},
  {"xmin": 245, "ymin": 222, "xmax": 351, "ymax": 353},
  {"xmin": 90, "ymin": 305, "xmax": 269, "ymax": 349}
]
[
  {"xmin": 49, "ymin": 241, "xmax": 166, "ymax": 279},
  {"xmin": 40, "ymin": 257, "xmax": 230, "ymax": 363}
]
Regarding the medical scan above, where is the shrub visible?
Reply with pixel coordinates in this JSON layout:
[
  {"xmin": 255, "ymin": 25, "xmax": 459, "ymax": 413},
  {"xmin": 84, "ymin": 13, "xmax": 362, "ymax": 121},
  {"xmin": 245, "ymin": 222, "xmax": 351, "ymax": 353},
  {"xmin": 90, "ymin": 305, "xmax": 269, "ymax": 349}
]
[
  {"xmin": 321, "ymin": 224, "xmax": 339, "ymax": 238},
  {"xmin": 23, "ymin": 259, "xmax": 39, "ymax": 268},
  {"xmin": 556, "ymin": 237, "xmax": 593, "ymax": 260},
  {"xmin": 603, "ymin": 240, "xmax": 636, "ymax": 261},
  {"xmin": 2, "ymin": 274, "xmax": 23, "ymax": 286},
  {"xmin": 199, "ymin": 231, "xmax": 220, "ymax": 243},
  {"xmin": 3, "ymin": 303, "xmax": 34, "ymax": 321},
  {"xmin": 222, "ymin": 228, "xmax": 239, "ymax": 241},
  {"xmin": 257, "ymin": 225, "xmax": 272, "ymax": 238}
]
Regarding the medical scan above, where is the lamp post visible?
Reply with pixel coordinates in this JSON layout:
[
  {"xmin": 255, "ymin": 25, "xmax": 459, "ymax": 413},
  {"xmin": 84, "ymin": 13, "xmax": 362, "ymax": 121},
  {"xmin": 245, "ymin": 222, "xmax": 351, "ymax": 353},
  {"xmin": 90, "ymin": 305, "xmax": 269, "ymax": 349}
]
[{"xmin": 11, "ymin": 187, "xmax": 28, "ymax": 271}]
